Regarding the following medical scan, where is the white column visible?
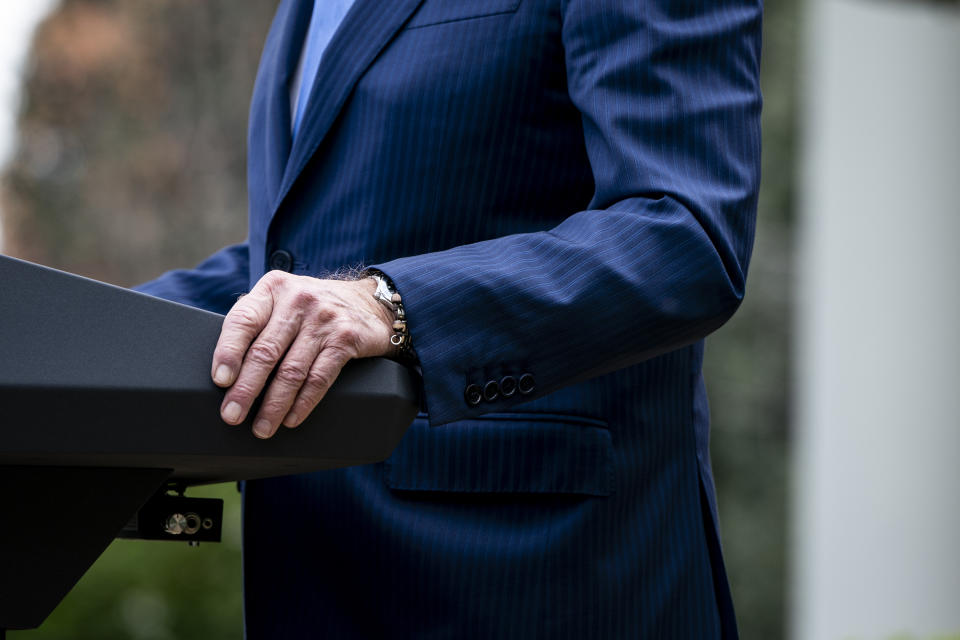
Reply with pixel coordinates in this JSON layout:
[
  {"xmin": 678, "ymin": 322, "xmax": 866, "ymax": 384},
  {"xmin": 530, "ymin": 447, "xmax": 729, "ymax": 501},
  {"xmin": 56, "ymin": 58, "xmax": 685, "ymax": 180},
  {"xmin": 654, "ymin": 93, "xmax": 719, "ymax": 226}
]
[
  {"xmin": 793, "ymin": 1, "xmax": 960, "ymax": 638},
  {"xmin": 0, "ymin": 1, "xmax": 59, "ymax": 251}
]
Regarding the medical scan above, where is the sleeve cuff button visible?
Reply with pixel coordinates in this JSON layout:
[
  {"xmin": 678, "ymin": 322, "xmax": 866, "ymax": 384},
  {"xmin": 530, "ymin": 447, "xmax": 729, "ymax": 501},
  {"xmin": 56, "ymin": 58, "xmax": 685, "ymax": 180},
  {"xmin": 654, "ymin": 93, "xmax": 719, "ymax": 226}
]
[
  {"xmin": 464, "ymin": 384, "xmax": 483, "ymax": 406},
  {"xmin": 518, "ymin": 373, "xmax": 535, "ymax": 395}
]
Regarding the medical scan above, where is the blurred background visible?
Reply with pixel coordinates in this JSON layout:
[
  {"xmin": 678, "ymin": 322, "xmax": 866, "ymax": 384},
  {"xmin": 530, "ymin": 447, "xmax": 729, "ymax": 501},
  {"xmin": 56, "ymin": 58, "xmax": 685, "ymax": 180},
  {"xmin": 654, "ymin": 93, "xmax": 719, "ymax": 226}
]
[{"xmin": 0, "ymin": 1, "xmax": 956, "ymax": 638}]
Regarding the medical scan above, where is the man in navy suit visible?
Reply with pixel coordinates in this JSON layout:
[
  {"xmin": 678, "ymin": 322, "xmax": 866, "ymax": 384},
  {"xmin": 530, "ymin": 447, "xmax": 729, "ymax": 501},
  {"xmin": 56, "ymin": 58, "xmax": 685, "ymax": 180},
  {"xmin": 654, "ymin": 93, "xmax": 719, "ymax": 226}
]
[{"xmin": 138, "ymin": 0, "xmax": 762, "ymax": 636}]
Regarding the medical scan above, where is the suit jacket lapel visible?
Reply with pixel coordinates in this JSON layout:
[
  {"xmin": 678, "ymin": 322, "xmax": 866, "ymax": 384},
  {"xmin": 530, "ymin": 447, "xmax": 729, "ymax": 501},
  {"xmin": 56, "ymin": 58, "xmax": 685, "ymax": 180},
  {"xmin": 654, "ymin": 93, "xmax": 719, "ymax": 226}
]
[
  {"xmin": 250, "ymin": 0, "xmax": 314, "ymax": 205},
  {"xmin": 273, "ymin": 0, "xmax": 425, "ymax": 217}
]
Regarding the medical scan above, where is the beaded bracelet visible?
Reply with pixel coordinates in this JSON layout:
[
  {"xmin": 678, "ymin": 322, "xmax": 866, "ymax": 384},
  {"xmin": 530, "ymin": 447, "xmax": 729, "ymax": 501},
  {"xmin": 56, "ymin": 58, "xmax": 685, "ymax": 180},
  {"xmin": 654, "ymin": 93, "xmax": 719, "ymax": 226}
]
[{"xmin": 367, "ymin": 270, "xmax": 415, "ymax": 360}]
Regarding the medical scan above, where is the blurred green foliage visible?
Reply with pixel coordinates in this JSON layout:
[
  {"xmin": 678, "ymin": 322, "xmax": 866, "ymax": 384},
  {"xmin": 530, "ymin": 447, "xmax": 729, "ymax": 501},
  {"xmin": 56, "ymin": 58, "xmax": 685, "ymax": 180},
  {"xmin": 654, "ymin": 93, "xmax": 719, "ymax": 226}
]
[
  {"xmin": 8, "ymin": 484, "xmax": 243, "ymax": 640},
  {"xmin": 2, "ymin": 0, "xmax": 800, "ymax": 638},
  {"xmin": 706, "ymin": 0, "xmax": 799, "ymax": 636}
]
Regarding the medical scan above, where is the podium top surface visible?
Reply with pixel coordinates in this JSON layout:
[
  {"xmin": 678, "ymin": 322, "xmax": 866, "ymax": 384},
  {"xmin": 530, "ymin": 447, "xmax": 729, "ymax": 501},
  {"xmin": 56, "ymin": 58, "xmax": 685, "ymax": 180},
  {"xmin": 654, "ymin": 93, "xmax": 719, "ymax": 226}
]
[{"xmin": 0, "ymin": 255, "xmax": 420, "ymax": 483}]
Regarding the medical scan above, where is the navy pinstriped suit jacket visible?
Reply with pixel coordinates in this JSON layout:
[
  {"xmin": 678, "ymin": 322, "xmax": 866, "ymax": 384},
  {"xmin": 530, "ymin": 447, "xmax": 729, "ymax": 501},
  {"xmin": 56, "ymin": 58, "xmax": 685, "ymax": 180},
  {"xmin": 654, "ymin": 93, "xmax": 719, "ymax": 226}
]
[{"xmin": 137, "ymin": 0, "xmax": 762, "ymax": 636}]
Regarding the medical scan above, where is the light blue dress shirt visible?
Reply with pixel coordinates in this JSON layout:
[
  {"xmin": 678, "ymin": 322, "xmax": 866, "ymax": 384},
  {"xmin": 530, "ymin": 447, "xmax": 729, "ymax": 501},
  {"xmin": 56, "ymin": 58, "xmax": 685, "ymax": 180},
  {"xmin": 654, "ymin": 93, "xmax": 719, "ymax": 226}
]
[{"xmin": 290, "ymin": 0, "xmax": 357, "ymax": 137}]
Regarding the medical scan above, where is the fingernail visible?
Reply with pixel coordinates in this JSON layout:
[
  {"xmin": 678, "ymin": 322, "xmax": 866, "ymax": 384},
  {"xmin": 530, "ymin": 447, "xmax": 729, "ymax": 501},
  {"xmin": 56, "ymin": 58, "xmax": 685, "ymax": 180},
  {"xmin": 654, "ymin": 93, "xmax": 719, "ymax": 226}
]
[
  {"xmin": 222, "ymin": 401, "xmax": 242, "ymax": 424},
  {"xmin": 253, "ymin": 419, "xmax": 272, "ymax": 439},
  {"xmin": 284, "ymin": 413, "xmax": 299, "ymax": 427},
  {"xmin": 213, "ymin": 364, "xmax": 233, "ymax": 386}
]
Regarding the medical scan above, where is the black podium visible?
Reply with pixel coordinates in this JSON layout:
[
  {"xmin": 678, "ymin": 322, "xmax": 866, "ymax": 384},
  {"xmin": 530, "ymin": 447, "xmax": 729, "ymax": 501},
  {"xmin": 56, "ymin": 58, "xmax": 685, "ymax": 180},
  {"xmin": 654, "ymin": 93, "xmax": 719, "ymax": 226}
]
[{"xmin": 0, "ymin": 255, "xmax": 419, "ymax": 633}]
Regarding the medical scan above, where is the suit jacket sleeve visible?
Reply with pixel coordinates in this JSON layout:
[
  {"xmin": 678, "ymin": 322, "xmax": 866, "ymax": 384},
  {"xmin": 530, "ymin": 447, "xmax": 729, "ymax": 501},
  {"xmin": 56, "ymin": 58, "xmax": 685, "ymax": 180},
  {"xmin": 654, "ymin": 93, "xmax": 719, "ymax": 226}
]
[
  {"xmin": 372, "ymin": 0, "xmax": 763, "ymax": 426},
  {"xmin": 134, "ymin": 242, "xmax": 250, "ymax": 315}
]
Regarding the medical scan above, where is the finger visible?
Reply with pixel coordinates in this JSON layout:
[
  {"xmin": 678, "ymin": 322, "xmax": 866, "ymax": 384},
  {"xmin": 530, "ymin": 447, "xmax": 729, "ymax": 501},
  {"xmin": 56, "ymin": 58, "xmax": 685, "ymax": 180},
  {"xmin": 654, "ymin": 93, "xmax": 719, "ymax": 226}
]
[
  {"xmin": 220, "ymin": 307, "xmax": 302, "ymax": 426},
  {"xmin": 281, "ymin": 345, "xmax": 351, "ymax": 430},
  {"xmin": 211, "ymin": 274, "xmax": 279, "ymax": 387},
  {"xmin": 248, "ymin": 330, "xmax": 325, "ymax": 438}
]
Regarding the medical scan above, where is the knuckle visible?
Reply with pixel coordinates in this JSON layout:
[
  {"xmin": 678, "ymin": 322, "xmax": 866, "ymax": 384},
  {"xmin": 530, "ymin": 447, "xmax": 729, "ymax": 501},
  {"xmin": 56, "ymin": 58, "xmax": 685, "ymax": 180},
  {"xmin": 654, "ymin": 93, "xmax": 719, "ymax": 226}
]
[
  {"xmin": 226, "ymin": 382, "xmax": 257, "ymax": 405},
  {"xmin": 229, "ymin": 305, "xmax": 265, "ymax": 332},
  {"xmin": 260, "ymin": 398, "xmax": 290, "ymax": 419},
  {"xmin": 305, "ymin": 369, "xmax": 334, "ymax": 391},
  {"xmin": 314, "ymin": 306, "xmax": 336, "ymax": 324},
  {"xmin": 275, "ymin": 361, "xmax": 309, "ymax": 386},
  {"xmin": 337, "ymin": 324, "xmax": 360, "ymax": 345},
  {"xmin": 327, "ymin": 326, "xmax": 360, "ymax": 356},
  {"xmin": 214, "ymin": 345, "xmax": 244, "ymax": 368},
  {"xmin": 291, "ymin": 289, "xmax": 317, "ymax": 309},
  {"xmin": 292, "ymin": 395, "xmax": 315, "ymax": 412},
  {"xmin": 261, "ymin": 270, "xmax": 286, "ymax": 289},
  {"xmin": 247, "ymin": 340, "xmax": 284, "ymax": 366}
]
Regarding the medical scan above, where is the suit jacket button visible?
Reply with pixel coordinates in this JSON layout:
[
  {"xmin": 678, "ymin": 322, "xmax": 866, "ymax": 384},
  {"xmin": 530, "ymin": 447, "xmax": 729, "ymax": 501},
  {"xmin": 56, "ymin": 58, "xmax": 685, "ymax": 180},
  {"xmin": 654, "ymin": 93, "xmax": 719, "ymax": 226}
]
[
  {"xmin": 464, "ymin": 384, "xmax": 483, "ymax": 406},
  {"xmin": 518, "ymin": 373, "xmax": 535, "ymax": 395},
  {"xmin": 268, "ymin": 249, "xmax": 293, "ymax": 272},
  {"xmin": 483, "ymin": 380, "xmax": 499, "ymax": 402},
  {"xmin": 499, "ymin": 375, "xmax": 517, "ymax": 397}
]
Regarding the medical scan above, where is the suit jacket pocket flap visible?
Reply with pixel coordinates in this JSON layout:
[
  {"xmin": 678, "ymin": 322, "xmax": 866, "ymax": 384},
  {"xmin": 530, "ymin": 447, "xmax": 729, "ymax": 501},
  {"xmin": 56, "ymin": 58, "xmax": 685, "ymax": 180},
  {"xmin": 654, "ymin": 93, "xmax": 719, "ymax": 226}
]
[{"xmin": 384, "ymin": 413, "xmax": 614, "ymax": 496}]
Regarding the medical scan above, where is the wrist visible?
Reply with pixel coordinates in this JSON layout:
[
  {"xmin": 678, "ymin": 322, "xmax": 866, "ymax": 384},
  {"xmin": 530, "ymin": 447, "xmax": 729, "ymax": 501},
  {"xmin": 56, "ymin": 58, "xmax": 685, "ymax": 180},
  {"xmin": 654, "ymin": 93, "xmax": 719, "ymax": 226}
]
[
  {"xmin": 359, "ymin": 277, "xmax": 396, "ymax": 335},
  {"xmin": 365, "ymin": 270, "xmax": 417, "ymax": 363}
]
